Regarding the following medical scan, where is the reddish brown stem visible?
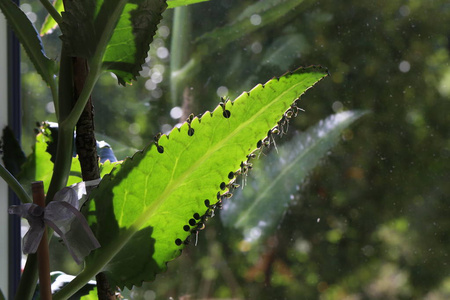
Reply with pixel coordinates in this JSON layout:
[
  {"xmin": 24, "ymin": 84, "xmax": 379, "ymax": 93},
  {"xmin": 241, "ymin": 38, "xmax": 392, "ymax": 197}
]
[
  {"xmin": 73, "ymin": 57, "xmax": 100, "ymax": 180},
  {"xmin": 72, "ymin": 57, "xmax": 115, "ymax": 300},
  {"xmin": 32, "ymin": 181, "xmax": 52, "ymax": 300}
]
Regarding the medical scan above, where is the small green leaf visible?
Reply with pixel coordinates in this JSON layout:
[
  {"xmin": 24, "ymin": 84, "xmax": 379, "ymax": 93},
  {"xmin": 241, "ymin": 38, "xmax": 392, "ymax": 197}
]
[
  {"xmin": 60, "ymin": 0, "xmax": 167, "ymax": 85},
  {"xmin": 40, "ymin": 0, "xmax": 64, "ymax": 36},
  {"xmin": 83, "ymin": 66, "xmax": 328, "ymax": 289},
  {"xmin": 167, "ymin": 0, "xmax": 209, "ymax": 8},
  {"xmin": 221, "ymin": 111, "xmax": 368, "ymax": 243},
  {"xmin": 79, "ymin": 287, "xmax": 97, "ymax": 300},
  {"xmin": 1, "ymin": 126, "xmax": 26, "ymax": 176},
  {"xmin": 0, "ymin": 0, "xmax": 56, "ymax": 87}
]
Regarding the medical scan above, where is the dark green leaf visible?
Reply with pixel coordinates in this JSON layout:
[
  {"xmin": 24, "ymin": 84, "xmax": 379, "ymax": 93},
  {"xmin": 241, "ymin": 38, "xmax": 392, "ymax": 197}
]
[
  {"xmin": 221, "ymin": 111, "xmax": 368, "ymax": 243},
  {"xmin": 195, "ymin": 0, "xmax": 310, "ymax": 55},
  {"xmin": 60, "ymin": 0, "xmax": 167, "ymax": 85},
  {"xmin": 17, "ymin": 132, "xmax": 82, "ymax": 194},
  {"xmin": 167, "ymin": 0, "xmax": 209, "ymax": 8}
]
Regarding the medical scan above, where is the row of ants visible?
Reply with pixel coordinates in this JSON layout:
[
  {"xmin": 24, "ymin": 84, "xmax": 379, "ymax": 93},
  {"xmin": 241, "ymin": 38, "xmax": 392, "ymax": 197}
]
[{"xmin": 172, "ymin": 98, "xmax": 303, "ymax": 247}]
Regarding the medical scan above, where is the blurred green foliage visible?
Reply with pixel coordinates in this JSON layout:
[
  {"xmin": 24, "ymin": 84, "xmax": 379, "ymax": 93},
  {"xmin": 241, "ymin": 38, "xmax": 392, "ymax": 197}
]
[{"xmin": 19, "ymin": 0, "xmax": 450, "ymax": 298}]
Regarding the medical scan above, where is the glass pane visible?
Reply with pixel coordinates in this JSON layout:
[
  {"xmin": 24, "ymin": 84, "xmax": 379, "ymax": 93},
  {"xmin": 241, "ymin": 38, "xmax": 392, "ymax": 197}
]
[{"xmin": 15, "ymin": 0, "xmax": 450, "ymax": 299}]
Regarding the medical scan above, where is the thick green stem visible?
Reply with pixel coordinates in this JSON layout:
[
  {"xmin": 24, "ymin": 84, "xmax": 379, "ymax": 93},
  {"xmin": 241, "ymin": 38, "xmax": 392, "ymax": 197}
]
[
  {"xmin": 170, "ymin": 5, "xmax": 191, "ymax": 106},
  {"xmin": 45, "ymin": 47, "xmax": 74, "ymax": 205},
  {"xmin": 0, "ymin": 163, "xmax": 32, "ymax": 204},
  {"xmin": 45, "ymin": 125, "xmax": 74, "ymax": 205}
]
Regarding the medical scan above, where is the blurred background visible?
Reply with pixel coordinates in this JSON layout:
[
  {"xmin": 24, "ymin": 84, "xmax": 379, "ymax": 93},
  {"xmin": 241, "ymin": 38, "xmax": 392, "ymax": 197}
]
[{"xmin": 18, "ymin": 0, "xmax": 450, "ymax": 299}]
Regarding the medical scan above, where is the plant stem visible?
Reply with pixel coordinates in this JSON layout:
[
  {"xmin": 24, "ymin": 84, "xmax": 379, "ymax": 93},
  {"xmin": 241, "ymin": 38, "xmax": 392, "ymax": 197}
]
[
  {"xmin": 60, "ymin": 65, "xmax": 101, "ymax": 131},
  {"xmin": 170, "ymin": 5, "xmax": 191, "ymax": 106},
  {"xmin": 32, "ymin": 181, "xmax": 51, "ymax": 300},
  {"xmin": 0, "ymin": 163, "xmax": 32, "ymax": 204},
  {"xmin": 52, "ymin": 262, "xmax": 97, "ymax": 300},
  {"xmin": 53, "ymin": 230, "xmax": 133, "ymax": 300},
  {"xmin": 39, "ymin": 0, "xmax": 63, "ymax": 25},
  {"xmin": 45, "ymin": 124, "xmax": 74, "ymax": 205},
  {"xmin": 14, "ymin": 254, "xmax": 38, "ymax": 300},
  {"xmin": 60, "ymin": 0, "xmax": 127, "ymax": 130},
  {"xmin": 50, "ymin": 81, "xmax": 59, "ymax": 121}
]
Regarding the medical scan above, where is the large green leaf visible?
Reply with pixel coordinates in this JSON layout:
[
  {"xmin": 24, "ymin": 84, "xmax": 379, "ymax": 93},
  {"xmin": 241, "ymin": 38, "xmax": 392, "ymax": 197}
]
[
  {"xmin": 60, "ymin": 0, "xmax": 167, "ymax": 85},
  {"xmin": 221, "ymin": 110, "xmax": 368, "ymax": 244},
  {"xmin": 0, "ymin": 0, "xmax": 56, "ymax": 88},
  {"xmin": 78, "ymin": 66, "xmax": 328, "ymax": 290}
]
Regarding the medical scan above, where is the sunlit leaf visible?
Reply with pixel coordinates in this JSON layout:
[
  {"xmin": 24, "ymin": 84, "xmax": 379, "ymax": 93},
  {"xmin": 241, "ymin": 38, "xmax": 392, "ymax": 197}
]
[
  {"xmin": 79, "ymin": 288, "xmax": 98, "ymax": 300},
  {"xmin": 1, "ymin": 126, "xmax": 26, "ymax": 176},
  {"xmin": 82, "ymin": 66, "xmax": 328, "ymax": 289},
  {"xmin": 167, "ymin": 0, "xmax": 209, "ymax": 8},
  {"xmin": 40, "ymin": 0, "xmax": 63, "ymax": 36},
  {"xmin": 221, "ymin": 110, "xmax": 368, "ymax": 243}
]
